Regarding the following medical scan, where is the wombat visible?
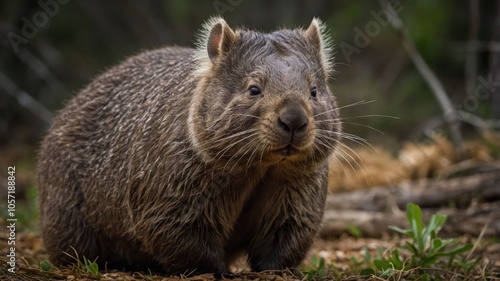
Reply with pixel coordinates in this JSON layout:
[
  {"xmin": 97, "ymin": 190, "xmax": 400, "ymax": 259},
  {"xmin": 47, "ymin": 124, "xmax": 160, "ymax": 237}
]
[{"xmin": 37, "ymin": 17, "xmax": 341, "ymax": 275}]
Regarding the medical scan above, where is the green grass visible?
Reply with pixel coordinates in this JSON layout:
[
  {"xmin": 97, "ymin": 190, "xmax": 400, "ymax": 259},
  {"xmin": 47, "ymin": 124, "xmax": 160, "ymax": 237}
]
[
  {"xmin": 385, "ymin": 203, "xmax": 474, "ymax": 271},
  {"xmin": 66, "ymin": 250, "xmax": 100, "ymax": 277},
  {"xmin": 302, "ymin": 203, "xmax": 481, "ymax": 280},
  {"xmin": 39, "ymin": 247, "xmax": 101, "ymax": 277},
  {"xmin": 302, "ymin": 255, "xmax": 336, "ymax": 280},
  {"xmin": 4, "ymin": 191, "xmax": 492, "ymax": 280}
]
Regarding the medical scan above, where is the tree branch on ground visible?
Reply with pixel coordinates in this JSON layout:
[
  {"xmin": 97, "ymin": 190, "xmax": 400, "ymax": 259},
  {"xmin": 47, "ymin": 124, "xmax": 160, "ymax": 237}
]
[{"xmin": 323, "ymin": 171, "xmax": 500, "ymax": 237}]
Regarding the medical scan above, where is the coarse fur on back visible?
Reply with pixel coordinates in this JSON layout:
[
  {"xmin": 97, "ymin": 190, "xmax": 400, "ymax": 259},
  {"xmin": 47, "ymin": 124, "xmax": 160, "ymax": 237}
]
[{"xmin": 37, "ymin": 17, "xmax": 341, "ymax": 276}]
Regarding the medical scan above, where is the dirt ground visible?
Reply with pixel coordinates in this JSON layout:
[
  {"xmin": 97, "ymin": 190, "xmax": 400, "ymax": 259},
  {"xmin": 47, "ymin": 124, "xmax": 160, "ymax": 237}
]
[
  {"xmin": 1, "ymin": 229, "xmax": 499, "ymax": 281},
  {"xmin": 1, "ymin": 140, "xmax": 500, "ymax": 280}
]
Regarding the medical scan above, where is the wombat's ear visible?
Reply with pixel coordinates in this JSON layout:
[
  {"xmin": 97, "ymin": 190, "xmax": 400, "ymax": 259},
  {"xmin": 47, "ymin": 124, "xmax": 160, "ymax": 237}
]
[
  {"xmin": 305, "ymin": 18, "xmax": 334, "ymax": 76},
  {"xmin": 206, "ymin": 18, "xmax": 237, "ymax": 63}
]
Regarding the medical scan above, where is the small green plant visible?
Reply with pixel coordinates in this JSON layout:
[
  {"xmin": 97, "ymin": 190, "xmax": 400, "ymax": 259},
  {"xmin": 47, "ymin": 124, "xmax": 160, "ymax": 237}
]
[
  {"xmin": 301, "ymin": 255, "xmax": 335, "ymax": 280},
  {"xmin": 452, "ymin": 255, "xmax": 481, "ymax": 274},
  {"xmin": 373, "ymin": 203, "xmax": 474, "ymax": 275},
  {"xmin": 348, "ymin": 247, "xmax": 376, "ymax": 276},
  {"xmin": 39, "ymin": 258, "xmax": 53, "ymax": 271},
  {"xmin": 82, "ymin": 256, "xmax": 100, "ymax": 276},
  {"xmin": 64, "ymin": 247, "xmax": 100, "ymax": 276},
  {"xmin": 346, "ymin": 224, "xmax": 362, "ymax": 238},
  {"xmin": 300, "ymin": 204, "xmax": 480, "ymax": 279}
]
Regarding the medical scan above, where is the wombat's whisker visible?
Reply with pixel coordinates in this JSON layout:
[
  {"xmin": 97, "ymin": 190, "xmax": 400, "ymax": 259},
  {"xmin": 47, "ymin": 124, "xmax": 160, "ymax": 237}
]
[
  {"xmin": 212, "ymin": 132, "xmax": 261, "ymax": 162},
  {"xmin": 312, "ymin": 107, "xmax": 340, "ymax": 118},
  {"xmin": 336, "ymin": 114, "xmax": 399, "ymax": 121},
  {"xmin": 315, "ymin": 114, "xmax": 397, "ymax": 125},
  {"xmin": 339, "ymin": 142, "xmax": 364, "ymax": 165},
  {"xmin": 340, "ymin": 132, "xmax": 370, "ymax": 143},
  {"xmin": 233, "ymin": 113, "xmax": 262, "ymax": 120},
  {"xmin": 315, "ymin": 128, "xmax": 341, "ymax": 137},
  {"xmin": 335, "ymin": 99, "xmax": 376, "ymax": 111},
  {"xmin": 219, "ymin": 134, "xmax": 260, "ymax": 159},
  {"xmin": 313, "ymin": 119, "xmax": 340, "ymax": 124},
  {"xmin": 332, "ymin": 145, "xmax": 359, "ymax": 174},
  {"xmin": 313, "ymin": 138, "xmax": 335, "ymax": 159},
  {"xmin": 330, "ymin": 150, "xmax": 356, "ymax": 187},
  {"xmin": 227, "ymin": 145, "xmax": 253, "ymax": 174},
  {"xmin": 203, "ymin": 128, "xmax": 260, "ymax": 146},
  {"xmin": 37, "ymin": 17, "xmax": 341, "ymax": 275},
  {"xmin": 334, "ymin": 61, "xmax": 352, "ymax": 68},
  {"xmin": 312, "ymin": 100, "xmax": 376, "ymax": 119},
  {"xmin": 245, "ymin": 144, "xmax": 263, "ymax": 170},
  {"xmin": 341, "ymin": 122, "xmax": 385, "ymax": 135},
  {"xmin": 238, "ymin": 144, "xmax": 266, "ymax": 172},
  {"xmin": 337, "ymin": 142, "xmax": 370, "ymax": 172},
  {"xmin": 317, "ymin": 130, "xmax": 344, "ymax": 152},
  {"xmin": 341, "ymin": 133, "xmax": 376, "ymax": 151}
]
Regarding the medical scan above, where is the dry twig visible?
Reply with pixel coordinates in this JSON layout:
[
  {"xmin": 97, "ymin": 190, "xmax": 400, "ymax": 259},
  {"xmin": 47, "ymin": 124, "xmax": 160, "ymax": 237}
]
[
  {"xmin": 0, "ymin": 71, "xmax": 53, "ymax": 124},
  {"xmin": 378, "ymin": 0, "xmax": 466, "ymax": 158}
]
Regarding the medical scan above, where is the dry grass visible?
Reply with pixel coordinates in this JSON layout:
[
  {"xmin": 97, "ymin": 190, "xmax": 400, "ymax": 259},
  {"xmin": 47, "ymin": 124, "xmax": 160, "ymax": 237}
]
[{"xmin": 329, "ymin": 133, "xmax": 500, "ymax": 192}]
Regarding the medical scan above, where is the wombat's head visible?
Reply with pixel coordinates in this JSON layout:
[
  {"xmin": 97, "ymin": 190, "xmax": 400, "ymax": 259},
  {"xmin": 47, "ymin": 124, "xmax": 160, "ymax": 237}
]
[{"xmin": 188, "ymin": 17, "xmax": 341, "ymax": 169}]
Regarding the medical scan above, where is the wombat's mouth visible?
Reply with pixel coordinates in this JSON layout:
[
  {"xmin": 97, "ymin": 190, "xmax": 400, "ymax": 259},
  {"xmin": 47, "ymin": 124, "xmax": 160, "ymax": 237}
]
[{"xmin": 272, "ymin": 144, "xmax": 300, "ymax": 157}]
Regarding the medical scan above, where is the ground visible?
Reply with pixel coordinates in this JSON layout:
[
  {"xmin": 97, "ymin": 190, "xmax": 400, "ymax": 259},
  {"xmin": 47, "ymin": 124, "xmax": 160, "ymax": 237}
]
[
  {"xmin": 1, "ymin": 229, "xmax": 499, "ymax": 280},
  {"xmin": 1, "ymin": 141, "xmax": 500, "ymax": 280}
]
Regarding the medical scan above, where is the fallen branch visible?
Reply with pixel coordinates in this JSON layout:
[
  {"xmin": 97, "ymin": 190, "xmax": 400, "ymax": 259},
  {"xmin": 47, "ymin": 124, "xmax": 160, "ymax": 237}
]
[
  {"xmin": 321, "ymin": 202, "xmax": 500, "ymax": 238},
  {"xmin": 326, "ymin": 170, "xmax": 500, "ymax": 211},
  {"xmin": 322, "ymin": 171, "xmax": 500, "ymax": 237}
]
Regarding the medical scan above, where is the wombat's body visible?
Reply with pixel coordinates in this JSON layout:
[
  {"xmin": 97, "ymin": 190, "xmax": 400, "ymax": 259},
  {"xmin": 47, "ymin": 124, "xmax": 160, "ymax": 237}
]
[{"xmin": 37, "ymin": 18, "xmax": 340, "ymax": 275}]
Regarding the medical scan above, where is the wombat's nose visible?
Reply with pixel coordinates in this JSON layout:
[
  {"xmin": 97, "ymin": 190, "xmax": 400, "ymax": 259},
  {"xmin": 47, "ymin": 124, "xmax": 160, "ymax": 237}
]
[{"xmin": 278, "ymin": 107, "xmax": 308, "ymax": 141}]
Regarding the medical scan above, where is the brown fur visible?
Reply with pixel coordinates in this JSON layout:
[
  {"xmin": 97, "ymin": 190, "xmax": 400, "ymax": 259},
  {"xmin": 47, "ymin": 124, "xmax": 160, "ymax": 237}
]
[{"xmin": 37, "ymin": 17, "xmax": 341, "ymax": 275}]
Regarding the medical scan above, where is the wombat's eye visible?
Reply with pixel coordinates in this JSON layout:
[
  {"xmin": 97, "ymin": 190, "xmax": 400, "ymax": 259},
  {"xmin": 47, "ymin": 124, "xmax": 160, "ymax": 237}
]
[
  {"xmin": 310, "ymin": 86, "xmax": 317, "ymax": 98},
  {"xmin": 248, "ymin": 86, "xmax": 262, "ymax": 96}
]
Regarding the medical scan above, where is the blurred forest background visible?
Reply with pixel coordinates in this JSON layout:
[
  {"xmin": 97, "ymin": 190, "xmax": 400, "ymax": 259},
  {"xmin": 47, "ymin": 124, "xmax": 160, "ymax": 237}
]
[{"xmin": 1, "ymin": 1, "xmax": 499, "ymax": 228}]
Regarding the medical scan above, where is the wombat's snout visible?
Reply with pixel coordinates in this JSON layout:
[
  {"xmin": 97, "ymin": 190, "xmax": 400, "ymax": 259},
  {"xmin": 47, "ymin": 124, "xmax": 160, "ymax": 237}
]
[{"xmin": 277, "ymin": 106, "xmax": 309, "ymax": 145}]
